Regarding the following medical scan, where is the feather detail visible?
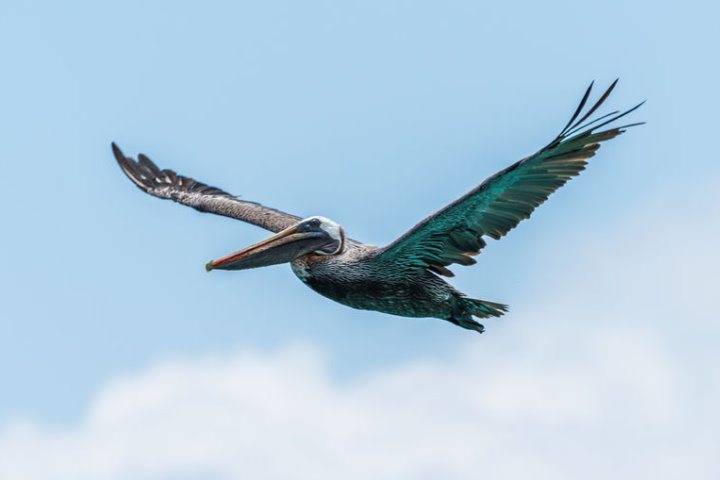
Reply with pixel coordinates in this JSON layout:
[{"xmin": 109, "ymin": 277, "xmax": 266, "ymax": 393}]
[{"xmin": 376, "ymin": 81, "xmax": 643, "ymax": 275}]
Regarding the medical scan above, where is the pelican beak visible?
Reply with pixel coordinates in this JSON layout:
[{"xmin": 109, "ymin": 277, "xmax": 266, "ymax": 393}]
[{"xmin": 205, "ymin": 224, "xmax": 332, "ymax": 272}]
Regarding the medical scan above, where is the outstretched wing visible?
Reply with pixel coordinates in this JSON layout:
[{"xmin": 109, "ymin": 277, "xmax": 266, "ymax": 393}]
[
  {"xmin": 375, "ymin": 80, "xmax": 643, "ymax": 277},
  {"xmin": 112, "ymin": 143, "xmax": 302, "ymax": 233}
]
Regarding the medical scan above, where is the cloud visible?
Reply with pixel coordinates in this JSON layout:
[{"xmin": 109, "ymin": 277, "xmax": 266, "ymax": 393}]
[
  {"xmin": 0, "ymin": 330, "xmax": 715, "ymax": 479},
  {"xmin": 1, "ymin": 192, "xmax": 717, "ymax": 480}
]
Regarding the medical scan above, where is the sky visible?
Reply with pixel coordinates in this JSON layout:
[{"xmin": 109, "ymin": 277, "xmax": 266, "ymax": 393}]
[{"xmin": 0, "ymin": 0, "xmax": 718, "ymax": 478}]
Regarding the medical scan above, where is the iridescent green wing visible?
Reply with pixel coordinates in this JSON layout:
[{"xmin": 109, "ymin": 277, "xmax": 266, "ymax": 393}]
[{"xmin": 376, "ymin": 81, "xmax": 643, "ymax": 277}]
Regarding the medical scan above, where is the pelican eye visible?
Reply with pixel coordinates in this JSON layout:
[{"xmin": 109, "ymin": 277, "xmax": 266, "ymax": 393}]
[{"xmin": 309, "ymin": 219, "xmax": 321, "ymax": 228}]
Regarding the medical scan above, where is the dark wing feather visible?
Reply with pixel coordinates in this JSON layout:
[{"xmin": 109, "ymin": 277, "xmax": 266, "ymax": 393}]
[
  {"xmin": 375, "ymin": 81, "xmax": 643, "ymax": 277},
  {"xmin": 112, "ymin": 143, "xmax": 301, "ymax": 232}
]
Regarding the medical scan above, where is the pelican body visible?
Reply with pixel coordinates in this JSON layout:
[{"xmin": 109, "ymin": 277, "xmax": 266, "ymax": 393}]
[
  {"xmin": 291, "ymin": 238, "xmax": 498, "ymax": 328},
  {"xmin": 113, "ymin": 81, "xmax": 642, "ymax": 333}
]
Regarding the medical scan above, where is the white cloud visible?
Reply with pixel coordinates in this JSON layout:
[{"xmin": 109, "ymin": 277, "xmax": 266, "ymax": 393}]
[
  {"xmin": 1, "ymin": 192, "xmax": 718, "ymax": 480},
  {"xmin": 0, "ymin": 329, "xmax": 715, "ymax": 480}
]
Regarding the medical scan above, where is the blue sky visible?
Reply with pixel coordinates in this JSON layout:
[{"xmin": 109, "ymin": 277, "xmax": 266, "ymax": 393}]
[{"xmin": 1, "ymin": 1, "xmax": 718, "ymax": 478}]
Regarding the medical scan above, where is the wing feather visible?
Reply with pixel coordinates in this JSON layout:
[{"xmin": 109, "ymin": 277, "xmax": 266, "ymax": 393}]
[
  {"xmin": 375, "ymin": 81, "xmax": 643, "ymax": 276},
  {"xmin": 112, "ymin": 143, "xmax": 301, "ymax": 233}
]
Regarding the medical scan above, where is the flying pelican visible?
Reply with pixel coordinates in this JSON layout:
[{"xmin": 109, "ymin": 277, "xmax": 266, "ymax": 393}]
[{"xmin": 113, "ymin": 81, "xmax": 642, "ymax": 333}]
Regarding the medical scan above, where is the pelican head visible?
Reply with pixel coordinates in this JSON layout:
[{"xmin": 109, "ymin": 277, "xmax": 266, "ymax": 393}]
[{"xmin": 205, "ymin": 216, "xmax": 345, "ymax": 271}]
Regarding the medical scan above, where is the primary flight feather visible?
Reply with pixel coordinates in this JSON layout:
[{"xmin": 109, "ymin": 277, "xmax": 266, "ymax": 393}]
[{"xmin": 113, "ymin": 80, "xmax": 642, "ymax": 333}]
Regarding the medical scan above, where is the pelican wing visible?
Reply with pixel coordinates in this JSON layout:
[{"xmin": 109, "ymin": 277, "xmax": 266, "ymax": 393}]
[
  {"xmin": 112, "ymin": 143, "xmax": 301, "ymax": 232},
  {"xmin": 376, "ymin": 81, "xmax": 643, "ymax": 277}
]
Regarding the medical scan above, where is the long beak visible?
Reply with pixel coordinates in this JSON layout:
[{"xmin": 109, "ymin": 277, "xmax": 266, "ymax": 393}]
[{"xmin": 205, "ymin": 225, "xmax": 330, "ymax": 272}]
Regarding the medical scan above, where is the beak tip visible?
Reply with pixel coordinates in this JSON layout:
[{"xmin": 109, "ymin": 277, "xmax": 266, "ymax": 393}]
[{"xmin": 205, "ymin": 261, "xmax": 214, "ymax": 272}]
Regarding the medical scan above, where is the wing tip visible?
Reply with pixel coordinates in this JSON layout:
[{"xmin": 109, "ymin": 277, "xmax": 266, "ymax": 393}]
[
  {"xmin": 560, "ymin": 81, "xmax": 645, "ymax": 140},
  {"xmin": 111, "ymin": 142, "xmax": 153, "ymax": 191},
  {"xmin": 111, "ymin": 141, "xmax": 132, "ymax": 172},
  {"xmin": 111, "ymin": 141, "xmax": 124, "ymax": 162}
]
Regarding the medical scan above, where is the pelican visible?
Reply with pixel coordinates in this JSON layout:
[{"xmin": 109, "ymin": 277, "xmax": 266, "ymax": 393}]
[{"xmin": 113, "ymin": 81, "xmax": 642, "ymax": 333}]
